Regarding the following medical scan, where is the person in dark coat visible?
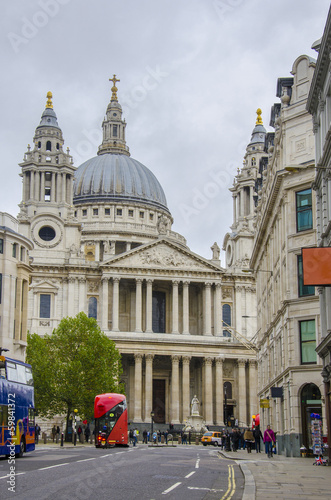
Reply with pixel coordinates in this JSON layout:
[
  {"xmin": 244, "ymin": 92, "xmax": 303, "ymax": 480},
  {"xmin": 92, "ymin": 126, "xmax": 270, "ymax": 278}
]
[{"xmin": 253, "ymin": 425, "xmax": 263, "ymax": 453}]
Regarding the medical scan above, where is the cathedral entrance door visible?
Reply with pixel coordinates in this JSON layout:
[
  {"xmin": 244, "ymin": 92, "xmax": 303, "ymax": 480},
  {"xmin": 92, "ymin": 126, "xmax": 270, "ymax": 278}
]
[{"xmin": 153, "ymin": 379, "xmax": 165, "ymax": 424}]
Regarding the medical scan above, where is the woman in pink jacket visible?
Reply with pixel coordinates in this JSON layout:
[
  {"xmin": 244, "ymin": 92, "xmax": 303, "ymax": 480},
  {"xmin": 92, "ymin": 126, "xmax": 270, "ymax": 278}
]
[{"xmin": 263, "ymin": 425, "xmax": 276, "ymax": 457}]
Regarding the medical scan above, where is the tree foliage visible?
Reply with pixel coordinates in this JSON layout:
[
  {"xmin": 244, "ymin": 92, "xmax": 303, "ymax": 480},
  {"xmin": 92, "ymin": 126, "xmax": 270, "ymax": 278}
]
[{"xmin": 26, "ymin": 312, "xmax": 124, "ymax": 424}]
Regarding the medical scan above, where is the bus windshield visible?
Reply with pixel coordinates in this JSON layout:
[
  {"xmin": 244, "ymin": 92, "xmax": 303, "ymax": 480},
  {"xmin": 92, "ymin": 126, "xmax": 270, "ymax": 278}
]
[{"xmin": 96, "ymin": 400, "xmax": 126, "ymax": 435}]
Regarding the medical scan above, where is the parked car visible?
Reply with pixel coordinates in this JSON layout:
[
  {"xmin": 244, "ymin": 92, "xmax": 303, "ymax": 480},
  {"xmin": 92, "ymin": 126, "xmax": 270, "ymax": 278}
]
[{"xmin": 201, "ymin": 431, "xmax": 222, "ymax": 446}]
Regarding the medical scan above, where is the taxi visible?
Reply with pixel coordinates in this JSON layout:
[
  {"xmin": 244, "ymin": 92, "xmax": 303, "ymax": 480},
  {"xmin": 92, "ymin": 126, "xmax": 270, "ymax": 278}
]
[{"xmin": 201, "ymin": 431, "xmax": 222, "ymax": 446}]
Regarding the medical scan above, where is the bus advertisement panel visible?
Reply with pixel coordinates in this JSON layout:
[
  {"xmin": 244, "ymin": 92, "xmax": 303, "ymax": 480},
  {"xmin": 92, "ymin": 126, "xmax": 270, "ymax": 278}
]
[
  {"xmin": 94, "ymin": 393, "xmax": 128, "ymax": 447},
  {"xmin": 0, "ymin": 356, "xmax": 35, "ymax": 457}
]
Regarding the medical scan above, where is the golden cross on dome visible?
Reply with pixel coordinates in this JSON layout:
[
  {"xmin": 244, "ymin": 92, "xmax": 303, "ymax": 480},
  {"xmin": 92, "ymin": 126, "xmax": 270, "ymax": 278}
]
[
  {"xmin": 256, "ymin": 108, "xmax": 263, "ymax": 125},
  {"xmin": 46, "ymin": 91, "xmax": 53, "ymax": 109},
  {"xmin": 109, "ymin": 74, "xmax": 120, "ymax": 101}
]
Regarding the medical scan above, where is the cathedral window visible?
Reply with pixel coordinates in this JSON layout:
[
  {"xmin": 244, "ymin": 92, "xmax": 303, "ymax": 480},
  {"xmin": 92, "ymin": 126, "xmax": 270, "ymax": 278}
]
[
  {"xmin": 224, "ymin": 381, "xmax": 232, "ymax": 399},
  {"xmin": 46, "ymin": 141, "xmax": 52, "ymax": 152},
  {"xmin": 82, "ymin": 209, "xmax": 87, "ymax": 216},
  {"xmin": 40, "ymin": 294, "xmax": 51, "ymax": 318},
  {"xmin": 20, "ymin": 246, "xmax": 25, "ymax": 261},
  {"xmin": 251, "ymin": 157, "xmax": 256, "ymax": 166},
  {"xmin": 56, "ymin": 143, "xmax": 60, "ymax": 151},
  {"xmin": 105, "ymin": 208, "xmax": 110, "ymax": 216},
  {"xmin": 88, "ymin": 297, "xmax": 97, "ymax": 319},
  {"xmin": 93, "ymin": 208, "xmax": 98, "ymax": 216},
  {"xmin": 38, "ymin": 226, "xmax": 55, "ymax": 241},
  {"xmin": 222, "ymin": 304, "xmax": 231, "ymax": 337},
  {"xmin": 12, "ymin": 243, "xmax": 17, "ymax": 258},
  {"xmin": 0, "ymin": 238, "xmax": 3, "ymax": 254},
  {"xmin": 299, "ymin": 320, "xmax": 316, "ymax": 364},
  {"xmin": 128, "ymin": 209, "xmax": 134, "ymax": 217},
  {"xmin": 44, "ymin": 187, "xmax": 51, "ymax": 201},
  {"xmin": 296, "ymin": 189, "xmax": 312, "ymax": 232},
  {"xmin": 45, "ymin": 172, "xmax": 51, "ymax": 181},
  {"xmin": 38, "ymin": 141, "xmax": 41, "ymax": 150},
  {"xmin": 38, "ymin": 155, "xmax": 42, "ymax": 162},
  {"xmin": 139, "ymin": 211, "xmax": 144, "ymax": 219},
  {"xmin": 113, "ymin": 125, "xmax": 118, "ymax": 137},
  {"xmin": 149, "ymin": 213, "xmax": 154, "ymax": 221},
  {"xmin": 116, "ymin": 208, "xmax": 122, "ymax": 216},
  {"xmin": 55, "ymin": 156, "xmax": 59, "ymax": 164}
]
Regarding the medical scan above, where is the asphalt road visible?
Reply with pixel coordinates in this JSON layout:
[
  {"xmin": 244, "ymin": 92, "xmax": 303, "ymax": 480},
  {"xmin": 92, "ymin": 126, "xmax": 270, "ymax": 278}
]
[{"xmin": 0, "ymin": 444, "xmax": 244, "ymax": 499}]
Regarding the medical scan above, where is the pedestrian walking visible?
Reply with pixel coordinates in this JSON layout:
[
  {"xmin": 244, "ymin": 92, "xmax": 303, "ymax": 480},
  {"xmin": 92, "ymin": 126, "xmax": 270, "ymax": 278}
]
[
  {"xmin": 244, "ymin": 428, "xmax": 254, "ymax": 453},
  {"xmin": 35, "ymin": 424, "xmax": 41, "ymax": 444},
  {"xmin": 231, "ymin": 428, "xmax": 239, "ymax": 451},
  {"xmin": 253, "ymin": 425, "xmax": 263, "ymax": 453},
  {"xmin": 84, "ymin": 424, "xmax": 90, "ymax": 443},
  {"xmin": 263, "ymin": 424, "xmax": 276, "ymax": 458},
  {"xmin": 51, "ymin": 425, "xmax": 56, "ymax": 442}
]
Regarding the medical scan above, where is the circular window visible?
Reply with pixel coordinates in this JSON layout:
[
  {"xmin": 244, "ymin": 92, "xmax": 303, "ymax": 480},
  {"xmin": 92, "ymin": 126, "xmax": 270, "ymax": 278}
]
[{"xmin": 38, "ymin": 226, "xmax": 56, "ymax": 241}]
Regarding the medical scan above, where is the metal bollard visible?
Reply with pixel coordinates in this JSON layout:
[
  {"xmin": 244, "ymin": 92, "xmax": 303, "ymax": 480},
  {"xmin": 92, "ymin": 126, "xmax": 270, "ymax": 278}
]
[
  {"xmin": 61, "ymin": 432, "xmax": 64, "ymax": 447},
  {"xmin": 42, "ymin": 432, "xmax": 47, "ymax": 444}
]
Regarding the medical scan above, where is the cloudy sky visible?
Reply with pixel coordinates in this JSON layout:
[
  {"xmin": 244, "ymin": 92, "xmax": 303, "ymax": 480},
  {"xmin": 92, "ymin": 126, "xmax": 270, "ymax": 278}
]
[{"xmin": 2, "ymin": 0, "xmax": 330, "ymax": 263}]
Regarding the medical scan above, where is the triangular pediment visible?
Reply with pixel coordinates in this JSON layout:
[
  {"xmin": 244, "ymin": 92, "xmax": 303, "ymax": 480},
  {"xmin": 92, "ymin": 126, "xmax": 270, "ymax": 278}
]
[
  {"xmin": 101, "ymin": 239, "xmax": 224, "ymax": 273},
  {"xmin": 31, "ymin": 279, "xmax": 59, "ymax": 293}
]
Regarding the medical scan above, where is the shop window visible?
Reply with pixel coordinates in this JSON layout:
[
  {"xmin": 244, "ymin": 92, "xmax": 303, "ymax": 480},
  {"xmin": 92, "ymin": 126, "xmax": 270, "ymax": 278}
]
[
  {"xmin": 300, "ymin": 320, "xmax": 317, "ymax": 364},
  {"xmin": 297, "ymin": 255, "xmax": 315, "ymax": 297},
  {"xmin": 296, "ymin": 189, "xmax": 312, "ymax": 232}
]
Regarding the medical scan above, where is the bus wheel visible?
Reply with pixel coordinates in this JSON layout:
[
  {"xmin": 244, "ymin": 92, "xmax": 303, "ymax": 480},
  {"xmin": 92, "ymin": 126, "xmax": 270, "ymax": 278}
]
[{"xmin": 16, "ymin": 439, "xmax": 25, "ymax": 458}]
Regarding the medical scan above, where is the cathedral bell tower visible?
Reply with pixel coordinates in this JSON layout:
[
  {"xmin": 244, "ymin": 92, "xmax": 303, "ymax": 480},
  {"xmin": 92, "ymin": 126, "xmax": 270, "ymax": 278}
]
[{"xmin": 18, "ymin": 92, "xmax": 76, "ymax": 221}]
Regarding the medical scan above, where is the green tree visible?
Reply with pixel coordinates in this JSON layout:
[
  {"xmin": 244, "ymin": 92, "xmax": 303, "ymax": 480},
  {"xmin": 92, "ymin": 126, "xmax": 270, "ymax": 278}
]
[{"xmin": 26, "ymin": 312, "xmax": 124, "ymax": 438}]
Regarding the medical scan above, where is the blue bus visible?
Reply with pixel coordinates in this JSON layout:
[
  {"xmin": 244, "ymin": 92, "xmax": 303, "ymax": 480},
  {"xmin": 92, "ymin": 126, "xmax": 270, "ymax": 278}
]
[{"xmin": 0, "ymin": 355, "xmax": 35, "ymax": 457}]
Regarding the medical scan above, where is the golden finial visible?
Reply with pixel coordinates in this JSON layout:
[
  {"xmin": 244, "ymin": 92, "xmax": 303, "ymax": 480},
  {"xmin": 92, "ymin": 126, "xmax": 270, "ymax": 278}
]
[
  {"xmin": 256, "ymin": 108, "xmax": 263, "ymax": 125},
  {"xmin": 46, "ymin": 91, "xmax": 53, "ymax": 109},
  {"xmin": 109, "ymin": 74, "xmax": 120, "ymax": 101}
]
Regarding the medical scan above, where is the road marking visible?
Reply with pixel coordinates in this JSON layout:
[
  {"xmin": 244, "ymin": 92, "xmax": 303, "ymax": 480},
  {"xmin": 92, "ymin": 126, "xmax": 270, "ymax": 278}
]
[
  {"xmin": 195, "ymin": 456, "xmax": 200, "ymax": 468},
  {"xmin": 100, "ymin": 454, "xmax": 112, "ymax": 458},
  {"xmin": 221, "ymin": 464, "xmax": 236, "ymax": 500},
  {"xmin": 162, "ymin": 482, "xmax": 182, "ymax": 494},
  {"xmin": 188, "ymin": 487, "xmax": 224, "ymax": 492},
  {"xmin": 185, "ymin": 471, "xmax": 195, "ymax": 478},
  {"xmin": 77, "ymin": 458, "xmax": 96, "ymax": 462},
  {"xmin": 39, "ymin": 462, "xmax": 70, "ymax": 471},
  {"xmin": 0, "ymin": 472, "xmax": 26, "ymax": 480}
]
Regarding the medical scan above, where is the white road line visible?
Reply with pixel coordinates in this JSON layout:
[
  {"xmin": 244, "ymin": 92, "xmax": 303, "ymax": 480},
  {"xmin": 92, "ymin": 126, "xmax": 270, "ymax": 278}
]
[
  {"xmin": 185, "ymin": 471, "xmax": 195, "ymax": 478},
  {"xmin": 0, "ymin": 472, "xmax": 26, "ymax": 480},
  {"xmin": 76, "ymin": 458, "xmax": 96, "ymax": 462},
  {"xmin": 39, "ymin": 462, "xmax": 70, "ymax": 470},
  {"xmin": 162, "ymin": 482, "xmax": 182, "ymax": 494},
  {"xmin": 100, "ymin": 454, "xmax": 112, "ymax": 458},
  {"xmin": 195, "ymin": 457, "xmax": 200, "ymax": 468}
]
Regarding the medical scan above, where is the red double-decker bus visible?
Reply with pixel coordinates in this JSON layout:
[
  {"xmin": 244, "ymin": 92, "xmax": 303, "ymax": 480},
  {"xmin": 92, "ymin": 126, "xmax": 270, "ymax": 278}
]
[{"xmin": 94, "ymin": 393, "xmax": 128, "ymax": 447}]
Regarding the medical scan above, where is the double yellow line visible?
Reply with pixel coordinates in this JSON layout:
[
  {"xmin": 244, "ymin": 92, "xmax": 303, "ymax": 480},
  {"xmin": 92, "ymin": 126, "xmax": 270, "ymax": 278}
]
[{"xmin": 221, "ymin": 464, "xmax": 236, "ymax": 500}]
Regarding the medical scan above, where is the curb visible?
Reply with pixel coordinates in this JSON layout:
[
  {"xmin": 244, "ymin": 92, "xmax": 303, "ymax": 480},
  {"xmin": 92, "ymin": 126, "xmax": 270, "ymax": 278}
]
[{"xmin": 218, "ymin": 451, "xmax": 256, "ymax": 500}]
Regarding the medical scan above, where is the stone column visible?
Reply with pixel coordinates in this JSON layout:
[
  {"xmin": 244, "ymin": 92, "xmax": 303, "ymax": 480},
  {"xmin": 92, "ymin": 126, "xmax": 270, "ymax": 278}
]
[
  {"xmin": 204, "ymin": 357, "xmax": 213, "ymax": 425},
  {"xmin": 101, "ymin": 277, "xmax": 109, "ymax": 330},
  {"xmin": 172, "ymin": 281, "xmax": 179, "ymax": 334},
  {"xmin": 182, "ymin": 281, "xmax": 190, "ymax": 334},
  {"xmin": 249, "ymin": 359, "xmax": 258, "ymax": 423},
  {"xmin": 62, "ymin": 278, "xmax": 68, "ymax": 318},
  {"xmin": 56, "ymin": 172, "xmax": 61, "ymax": 202},
  {"xmin": 30, "ymin": 171, "xmax": 35, "ymax": 200},
  {"xmin": 171, "ymin": 355, "xmax": 180, "ymax": 424},
  {"xmin": 146, "ymin": 279, "xmax": 153, "ymax": 333},
  {"xmin": 112, "ymin": 277, "xmax": 120, "ymax": 332},
  {"xmin": 237, "ymin": 359, "xmax": 247, "ymax": 427},
  {"xmin": 51, "ymin": 172, "xmax": 56, "ymax": 202},
  {"xmin": 35, "ymin": 171, "xmax": 40, "ymax": 201},
  {"xmin": 62, "ymin": 173, "xmax": 66, "ymax": 203},
  {"xmin": 182, "ymin": 356, "xmax": 191, "ymax": 422},
  {"xmin": 134, "ymin": 353, "xmax": 143, "ymax": 422},
  {"xmin": 40, "ymin": 172, "xmax": 45, "ymax": 201},
  {"xmin": 214, "ymin": 283, "xmax": 222, "ymax": 336},
  {"xmin": 78, "ymin": 277, "xmax": 86, "ymax": 314},
  {"xmin": 204, "ymin": 283, "xmax": 212, "ymax": 335},
  {"xmin": 144, "ymin": 354, "xmax": 154, "ymax": 422},
  {"xmin": 215, "ymin": 357, "xmax": 224, "ymax": 425},
  {"xmin": 68, "ymin": 277, "xmax": 75, "ymax": 317},
  {"xmin": 135, "ymin": 278, "xmax": 143, "ymax": 333}
]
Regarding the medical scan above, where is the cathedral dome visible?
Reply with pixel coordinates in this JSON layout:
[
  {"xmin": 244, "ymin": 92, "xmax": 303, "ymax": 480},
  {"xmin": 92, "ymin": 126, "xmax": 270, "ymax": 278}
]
[{"xmin": 73, "ymin": 153, "xmax": 169, "ymax": 213}]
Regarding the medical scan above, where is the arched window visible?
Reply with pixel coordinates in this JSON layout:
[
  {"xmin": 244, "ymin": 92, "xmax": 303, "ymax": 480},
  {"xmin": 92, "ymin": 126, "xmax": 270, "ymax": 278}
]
[
  {"xmin": 88, "ymin": 297, "xmax": 97, "ymax": 319},
  {"xmin": 46, "ymin": 141, "xmax": 52, "ymax": 152},
  {"xmin": 251, "ymin": 157, "xmax": 256, "ymax": 166},
  {"xmin": 224, "ymin": 381, "xmax": 232, "ymax": 399},
  {"xmin": 223, "ymin": 304, "xmax": 231, "ymax": 337}
]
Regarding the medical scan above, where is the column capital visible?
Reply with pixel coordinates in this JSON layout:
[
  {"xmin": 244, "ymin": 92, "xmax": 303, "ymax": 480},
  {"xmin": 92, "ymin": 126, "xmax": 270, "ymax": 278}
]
[
  {"xmin": 171, "ymin": 354, "xmax": 180, "ymax": 363},
  {"xmin": 146, "ymin": 278, "xmax": 154, "ymax": 285},
  {"xmin": 101, "ymin": 276, "xmax": 109, "ymax": 284},
  {"xmin": 68, "ymin": 277, "xmax": 76, "ymax": 284},
  {"xmin": 205, "ymin": 282, "xmax": 212, "ymax": 289},
  {"xmin": 182, "ymin": 356, "xmax": 191, "ymax": 365},
  {"xmin": 112, "ymin": 277, "xmax": 120, "ymax": 284},
  {"xmin": 135, "ymin": 277, "xmax": 143, "ymax": 284},
  {"xmin": 183, "ymin": 280, "xmax": 190, "ymax": 286},
  {"xmin": 134, "ymin": 353, "xmax": 143, "ymax": 362},
  {"xmin": 215, "ymin": 356, "xmax": 225, "ymax": 366},
  {"xmin": 215, "ymin": 282, "xmax": 222, "ymax": 290},
  {"xmin": 172, "ymin": 280, "xmax": 179, "ymax": 286},
  {"xmin": 145, "ymin": 353, "xmax": 154, "ymax": 362},
  {"xmin": 237, "ymin": 358, "xmax": 247, "ymax": 367},
  {"xmin": 204, "ymin": 357, "xmax": 213, "ymax": 367},
  {"xmin": 248, "ymin": 359, "xmax": 257, "ymax": 367}
]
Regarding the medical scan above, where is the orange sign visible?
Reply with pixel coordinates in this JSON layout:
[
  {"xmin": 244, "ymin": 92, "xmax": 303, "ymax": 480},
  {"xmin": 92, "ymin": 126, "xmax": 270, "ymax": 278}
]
[{"xmin": 302, "ymin": 247, "xmax": 331, "ymax": 286}]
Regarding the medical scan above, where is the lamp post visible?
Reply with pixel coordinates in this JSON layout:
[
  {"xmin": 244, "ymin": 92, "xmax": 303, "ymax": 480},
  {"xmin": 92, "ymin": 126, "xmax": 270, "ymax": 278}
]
[
  {"xmin": 150, "ymin": 411, "xmax": 154, "ymax": 443},
  {"xmin": 73, "ymin": 409, "xmax": 78, "ymax": 446}
]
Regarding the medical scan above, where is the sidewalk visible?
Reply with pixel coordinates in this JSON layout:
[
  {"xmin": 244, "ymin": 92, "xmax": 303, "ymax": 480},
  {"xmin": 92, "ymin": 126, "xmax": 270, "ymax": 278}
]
[{"xmin": 219, "ymin": 449, "xmax": 331, "ymax": 500}]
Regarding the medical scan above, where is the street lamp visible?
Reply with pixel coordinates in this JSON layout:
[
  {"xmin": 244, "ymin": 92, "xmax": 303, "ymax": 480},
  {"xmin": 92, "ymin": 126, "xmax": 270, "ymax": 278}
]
[
  {"xmin": 73, "ymin": 409, "xmax": 78, "ymax": 446},
  {"xmin": 150, "ymin": 411, "xmax": 155, "ymax": 444}
]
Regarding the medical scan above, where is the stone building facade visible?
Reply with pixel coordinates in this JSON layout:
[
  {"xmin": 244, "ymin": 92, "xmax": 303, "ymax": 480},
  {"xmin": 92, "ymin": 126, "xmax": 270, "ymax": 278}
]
[
  {"xmin": 0, "ymin": 212, "xmax": 33, "ymax": 361},
  {"xmin": 307, "ymin": 5, "xmax": 331, "ymax": 462},
  {"xmin": 17, "ymin": 82, "xmax": 257, "ymax": 428},
  {"xmin": 249, "ymin": 55, "xmax": 323, "ymax": 456}
]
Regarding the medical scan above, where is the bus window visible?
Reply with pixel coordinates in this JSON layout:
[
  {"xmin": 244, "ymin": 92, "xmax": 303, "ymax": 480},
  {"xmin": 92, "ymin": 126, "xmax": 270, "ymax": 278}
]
[
  {"xmin": 6, "ymin": 361, "xmax": 17, "ymax": 382},
  {"xmin": 25, "ymin": 366, "xmax": 34, "ymax": 386}
]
